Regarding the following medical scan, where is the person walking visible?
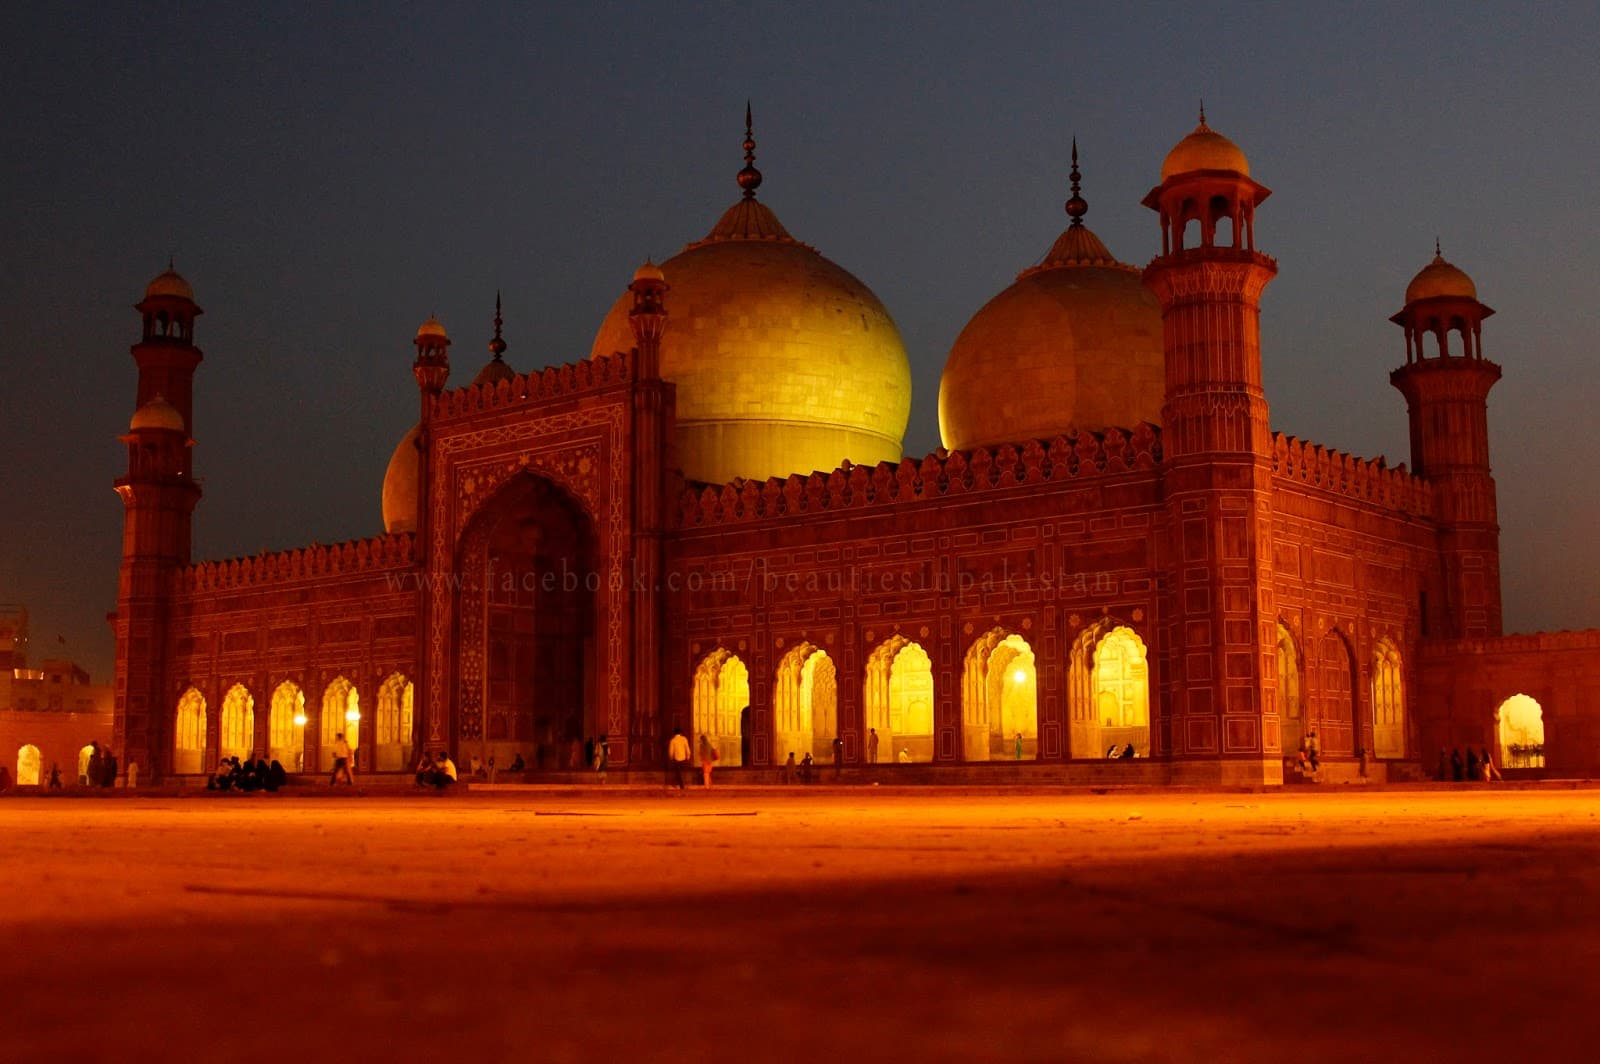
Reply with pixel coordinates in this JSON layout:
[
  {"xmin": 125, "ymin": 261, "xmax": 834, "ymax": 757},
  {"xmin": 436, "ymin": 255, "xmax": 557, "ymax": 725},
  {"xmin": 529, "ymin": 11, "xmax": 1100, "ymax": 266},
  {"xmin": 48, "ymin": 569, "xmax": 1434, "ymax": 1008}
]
[
  {"xmin": 666, "ymin": 728, "xmax": 691, "ymax": 790},
  {"xmin": 330, "ymin": 733, "xmax": 354, "ymax": 786},
  {"xmin": 866, "ymin": 728, "xmax": 879, "ymax": 765},
  {"xmin": 783, "ymin": 751, "xmax": 796, "ymax": 784},
  {"xmin": 1481, "ymin": 746, "xmax": 1503, "ymax": 782},
  {"xmin": 697, "ymin": 733, "xmax": 718, "ymax": 788}
]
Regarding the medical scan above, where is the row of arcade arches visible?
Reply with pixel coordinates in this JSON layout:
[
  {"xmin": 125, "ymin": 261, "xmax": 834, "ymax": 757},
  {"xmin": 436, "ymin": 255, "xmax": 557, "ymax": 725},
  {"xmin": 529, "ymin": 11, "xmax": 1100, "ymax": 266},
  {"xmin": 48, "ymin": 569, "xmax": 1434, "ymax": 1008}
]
[
  {"xmin": 692, "ymin": 625, "xmax": 1149, "ymax": 764},
  {"xmin": 170, "ymin": 674, "xmax": 413, "ymax": 775}
]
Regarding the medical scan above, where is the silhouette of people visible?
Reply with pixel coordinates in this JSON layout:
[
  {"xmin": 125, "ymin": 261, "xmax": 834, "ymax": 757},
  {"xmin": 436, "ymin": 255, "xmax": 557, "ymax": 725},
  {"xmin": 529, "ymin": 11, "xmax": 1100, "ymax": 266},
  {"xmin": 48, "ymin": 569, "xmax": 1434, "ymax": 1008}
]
[
  {"xmin": 1121, "ymin": 743, "xmax": 1135, "ymax": 759},
  {"xmin": 799, "ymin": 752, "xmax": 814, "ymax": 783},
  {"xmin": 832, "ymin": 735, "xmax": 844, "ymax": 778},
  {"xmin": 1481, "ymin": 746, "xmax": 1502, "ymax": 782},
  {"xmin": 593, "ymin": 734, "xmax": 609, "ymax": 783},
  {"xmin": 1437, "ymin": 748, "xmax": 1448, "ymax": 781},
  {"xmin": 266, "ymin": 760, "xmax": 288, "ymax": 792},
  {"xmin": 666, "ymin": 728, "xmax": 690, "ymax": 790},
  {"xmin": 48, "ymin": 763, "xmax": 63, "ymax": 789},
  {"xmin": 330, "ymin": 733, "xmax": 354, "ymax": 786},
  {"xmin": 783, "ymin": 751, "xmax": 796, "ymax": 784},
  {"xmin": 1466, "ymin": 747, "xmax": 1480, "ymax": 782},
  {"xmin": 697, "ymin": 733, "xmax": 717, "ymax": 788},
  {"xmin": 1450, "ymin": 747, "xmax": 1465, "ymax": 781},
  {"xmin": 1015, "ymin": 732, "xmax": 1024, "ymax": 760},
  {"xmin": 433, "ymin": 751, "xmax": 458, "ymax": 789},
  {"xmin": 510, "ymin": 752, "xmax": 527, "ymax": 773},
  {"xmin": 866, "ymin": 728, "xmax": 879, "ymax": 764}
]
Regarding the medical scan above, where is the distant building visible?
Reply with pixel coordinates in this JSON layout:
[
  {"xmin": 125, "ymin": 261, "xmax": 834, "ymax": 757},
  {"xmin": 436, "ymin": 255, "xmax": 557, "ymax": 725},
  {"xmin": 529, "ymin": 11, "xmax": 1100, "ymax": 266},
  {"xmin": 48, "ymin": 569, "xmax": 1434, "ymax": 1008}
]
[
  {"xmin": 1, "ymin": 607, "xmax": 115, "ymax": 786},
  {"xmin": 108, "ymin": 112, "xmax": 1599, "ymax": 784}
]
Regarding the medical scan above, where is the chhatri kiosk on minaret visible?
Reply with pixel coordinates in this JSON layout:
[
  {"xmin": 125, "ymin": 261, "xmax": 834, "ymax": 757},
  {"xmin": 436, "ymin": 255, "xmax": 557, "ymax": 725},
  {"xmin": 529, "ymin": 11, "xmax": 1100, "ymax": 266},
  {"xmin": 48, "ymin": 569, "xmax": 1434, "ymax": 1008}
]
[{"xmin": 104, "ymin": 109, "xmax": 1600, "ymax": 786}]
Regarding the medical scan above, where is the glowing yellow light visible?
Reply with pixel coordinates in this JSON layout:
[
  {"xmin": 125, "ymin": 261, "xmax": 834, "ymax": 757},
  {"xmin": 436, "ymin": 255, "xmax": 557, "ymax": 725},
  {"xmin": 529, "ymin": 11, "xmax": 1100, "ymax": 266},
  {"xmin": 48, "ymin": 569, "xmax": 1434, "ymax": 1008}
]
[
  {"xmin": 345, "ymin": 708, "xmax": 361, "ymax": 723},
  {"xmin": 293, "ymin": 712, "xmax": 307, "ymax": 727},
  {"xmin": 1012, "ymin": 668, "xmax": 1027, "ymax": 684}
]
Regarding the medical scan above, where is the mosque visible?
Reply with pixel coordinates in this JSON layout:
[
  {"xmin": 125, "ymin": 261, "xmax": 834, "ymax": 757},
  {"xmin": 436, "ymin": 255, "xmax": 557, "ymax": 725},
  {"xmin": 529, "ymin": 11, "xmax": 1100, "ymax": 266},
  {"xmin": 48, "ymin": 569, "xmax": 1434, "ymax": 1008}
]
[{"xmin": 108, "ymin": 111, "xmax": 1600, "ymax": 785}]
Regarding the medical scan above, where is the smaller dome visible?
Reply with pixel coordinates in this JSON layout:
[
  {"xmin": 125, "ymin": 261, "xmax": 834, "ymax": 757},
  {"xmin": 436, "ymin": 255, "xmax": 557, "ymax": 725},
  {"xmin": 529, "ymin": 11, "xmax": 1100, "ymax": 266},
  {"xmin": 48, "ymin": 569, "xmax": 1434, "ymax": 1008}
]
[
  {"xmin": 416, "ymin": 316, "xmax": 448, "ymax": 341},
  {"xmin": 1405, "ymin": 252, "xmax": 1477, "ymax": 304},
  {"xmin": 382, "ymin": 424, "xmax": 422, "ymax": 534},
  {"xmin": 1161, "ymin": 118, "xmax": 1250, "ymax": 181},
  {"xmin": 471, "ymin": 358, "xmax": 516, "ymax": 388},
  {"xmin": 633, "ymin": 260, "xmax": 666, "ymax": 284},
  {"xmin": 144, "ymin": 265, "xmax": 194, "ymax": 302},
  {"xmin": 129, "ymin": 395, "xmax": 185, "ymax": 433}
]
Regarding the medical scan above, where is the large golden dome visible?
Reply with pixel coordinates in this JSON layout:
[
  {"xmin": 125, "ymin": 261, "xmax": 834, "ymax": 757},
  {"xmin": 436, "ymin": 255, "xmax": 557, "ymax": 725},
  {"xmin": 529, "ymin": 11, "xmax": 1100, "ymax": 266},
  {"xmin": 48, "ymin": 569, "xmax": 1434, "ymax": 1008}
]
[
  {"xmin": 589, "ymin": 115, "xmax": 911, "ymax": 485},
  {"xmin": 939, "ymin": 148, "xmax": 1163, "ymax": 450},
  {"xmin": 382, "ymin": 424, "xmax": 420, "ymax": 534},
  {"xmin": 1161, "ymin": 113, "xmax": 1250, "ymax": 180},
  {"xmin": 1405, "ymin": 248, "xmax": 1477, "ymax": 303}
]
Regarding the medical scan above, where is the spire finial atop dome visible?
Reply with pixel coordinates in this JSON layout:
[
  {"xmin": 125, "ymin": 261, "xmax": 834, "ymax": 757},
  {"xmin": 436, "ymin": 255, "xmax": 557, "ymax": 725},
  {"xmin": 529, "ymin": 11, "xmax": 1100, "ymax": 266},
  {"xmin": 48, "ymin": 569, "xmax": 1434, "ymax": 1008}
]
[
  {"xmin": 1435, "ymin": 236, "xmax": 1442, "ymax": 259},
  {"xmin": 488, "ymin": 291, "xmax": 507, "ymax": 359},
  {"xmin": 737, "ymin": 101, "xmax": 763, "ymax": 198},
  {"xmin": 1198, "ymin": 99, "xmax": 1207, "ymax": 127},
  {"xmin": 1065, "ymin": 137, "xmax": 1088, "ymax": 228}
]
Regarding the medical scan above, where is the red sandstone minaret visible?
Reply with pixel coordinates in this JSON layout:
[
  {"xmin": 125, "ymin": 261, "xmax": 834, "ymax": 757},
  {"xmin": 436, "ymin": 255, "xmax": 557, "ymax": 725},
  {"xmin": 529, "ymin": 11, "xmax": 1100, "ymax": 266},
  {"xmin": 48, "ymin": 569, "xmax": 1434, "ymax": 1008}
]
[
  {"xmin": 1141, "ymin": 110, "xmax": 1282, "ymax": 783},
  {"xmin": 113, "ymin": 264, "xmax": 205, "ymax": 780},
  {"xmin": 627, "ymin": 261, "xmax": 673, "ymax": 761},
  {"xmin": 1389, "ymin": 245, "xmax": 1502, "ymax": 638}
]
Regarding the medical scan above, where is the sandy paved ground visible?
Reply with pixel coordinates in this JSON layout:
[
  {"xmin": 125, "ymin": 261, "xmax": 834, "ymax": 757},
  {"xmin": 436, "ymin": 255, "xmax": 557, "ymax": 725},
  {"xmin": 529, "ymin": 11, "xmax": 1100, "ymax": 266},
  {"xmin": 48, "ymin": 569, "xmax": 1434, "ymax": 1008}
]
[{"xmin": 2, "ymin": 788, "xmax": 1598, "ymax": 1063}]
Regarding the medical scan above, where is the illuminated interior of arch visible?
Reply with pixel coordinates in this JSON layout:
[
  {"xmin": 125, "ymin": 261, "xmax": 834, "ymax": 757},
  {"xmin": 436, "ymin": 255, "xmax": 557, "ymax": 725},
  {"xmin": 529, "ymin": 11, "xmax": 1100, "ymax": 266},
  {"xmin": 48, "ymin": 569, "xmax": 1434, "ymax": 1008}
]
[
  {"xmin": 219, "ymin": 683, "xmax": 255, "ymax": 762},
  {"xmin": 1497, "ymin": 694, "xmax": 1545, "ymax": 769},
  {"xmin": 865, "ymin": 637, "xmax": 934, "ymax": 763},
  {"xmin": 773, "ymin": 644, "xmax": 837, "ymax": 765},
  {"xmin": 269, "ymin": 681, "xmax": 306, "ymax": 771},
  {"xmin": 1372, "ymin": 639, "xmax": 1405, "ymax": 759},
  {"xmin": 961, "ymin": 630, "xmax": 1037, "ymax": 761},
  {"xmin": 320, "ymin": 677, "xmax": 360, "ymax": 771},
  {"xmin": 16, "ymin": 744, "xmax": 41, "ymax": 786},
  {"xmin": 1277, "ymin": 623, "xmax": 1303, "ymax": 756},
  {"xmin": 173, "ymin": 688, "xmax": 206, "ymax": 774},
  {"xmin": 77, "ymin": 744, "xmax": 94, "ymax": 783},
  {"xmin": 1068, "ymin": 623, "xmax": 1149, "ymax": 757},
  {"xmin": 375, "ymin": 673, "xmax": 415, "ymax": 772},
  {"xmin": 692, "ymin": 650, "xmax": 749, "ymax": 767}
]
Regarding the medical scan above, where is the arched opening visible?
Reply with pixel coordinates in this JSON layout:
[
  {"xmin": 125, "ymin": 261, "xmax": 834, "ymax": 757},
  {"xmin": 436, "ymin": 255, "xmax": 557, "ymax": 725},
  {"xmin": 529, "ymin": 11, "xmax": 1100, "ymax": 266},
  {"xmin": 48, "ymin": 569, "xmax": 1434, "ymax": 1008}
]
[
  {"xmin": 1316, "ymin": 630, "xmax": 1357, "ymax": 756},
  {"xmin": 16, "ymin": 744, "xmax": 41, "ymax": 786},
  {"xmin": 77, "ymin": 744, "xmax": 95, "ymax": 784},
  {"xmin": 320, "ymin": 677, "xmax": 359, "ymax": 772},
  {"xmin": 864, "ymin": 636, "xmax": 934, "ymax": 763},
  {"xmin": 693, "ymin": 649, "xmax": 750, "ymax": 767},
  {"xmin": 219, "ymin": 683, "xmax": 255, "ymax": 763},
  {"xmin": 375, "ymin": 672, "xmax": 415, "ymax": 772},
  {"xmin": 1371, "ymin": 639, "xmax": 1405, "ymax": 759},
  {"xmin": 1068, "ymin": 622, "xmax": 1149, "ymax": 758},
  {"xmin": 1277, "ymin": 623, "xmax": 1304, "ymax": 756},
  {"xmin": 961, "ymin": 629, "xmax": 1037, "ymax": 761},
  {"xmin": 458, "ymin": 473, "xmax": 597, "ymax": 770},
  {"xmin": 773, "ymin": 644, "xmax": 837, "ymax": 766},
  {"xmin": 1496, "ymin": 694, "xmax": 1544, "ymax": 769},
  {"xmin": 268, "ymin": 681, "xmax": 306, "ymax": 772},
  {"xmin": 173, "ymin": 687, "xmax": 206, "ymax": 774}
]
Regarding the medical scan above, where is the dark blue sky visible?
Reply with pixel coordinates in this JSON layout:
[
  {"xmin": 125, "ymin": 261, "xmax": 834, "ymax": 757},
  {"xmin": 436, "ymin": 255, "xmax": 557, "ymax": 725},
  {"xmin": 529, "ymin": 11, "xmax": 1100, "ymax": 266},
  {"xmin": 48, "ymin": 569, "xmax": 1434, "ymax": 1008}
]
[{"xmin": 3, "ymin": 2, "xmax": 1596, "ymax": 680}]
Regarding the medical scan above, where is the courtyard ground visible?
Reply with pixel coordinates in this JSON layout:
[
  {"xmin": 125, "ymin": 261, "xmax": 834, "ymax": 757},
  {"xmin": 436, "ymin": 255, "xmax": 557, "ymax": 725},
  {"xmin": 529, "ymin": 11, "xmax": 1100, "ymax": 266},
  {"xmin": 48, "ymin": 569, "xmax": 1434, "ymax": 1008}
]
[{"xmin": 2, "ymin": 788, "xmax": 1598, "ymax": 1062}]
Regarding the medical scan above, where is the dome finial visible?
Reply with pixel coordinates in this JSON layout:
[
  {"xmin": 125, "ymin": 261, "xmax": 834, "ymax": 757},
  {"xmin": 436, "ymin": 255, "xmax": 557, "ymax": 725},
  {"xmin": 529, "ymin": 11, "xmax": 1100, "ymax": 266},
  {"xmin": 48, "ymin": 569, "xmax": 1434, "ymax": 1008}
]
[
  {"xmin": 1198, "ymin": 99, "xmax": 1207, "ymax": 127},
  {"xmin": 1065, "ymin": 137, "xmax": 1088, "ymax": 228},
  {"xmin": 488, "ymin": 290, "xmax": 507, "ymax": 359},
  {"xmin": 737, "ymin": 100, "xmax": 763, "ymax": 198},
  {"xmin": 1435, "ymin": 236, "xmax": 1442, "ymax": 259}
]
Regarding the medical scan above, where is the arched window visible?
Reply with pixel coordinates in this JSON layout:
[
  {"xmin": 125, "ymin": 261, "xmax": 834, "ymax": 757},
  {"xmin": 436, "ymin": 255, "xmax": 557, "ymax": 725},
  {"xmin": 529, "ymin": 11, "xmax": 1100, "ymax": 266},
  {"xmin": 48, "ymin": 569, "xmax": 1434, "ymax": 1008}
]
[
  {"xmin": 173, "ymin": 687, "xmax": 207, "ymax": 774},
  {"xmin": 16, "ymin": 744, "xmax": 42, "ymax": 786},
  {"xmin": 692, "ymin": 650, "xmax": 750, "ymax": 767},
  {"xmin": 1496, "ymin": 694, "xmax": 1545, "ymax": 769},
  {"xmin": 374, "ymin": 672, "xmax": 415, "ymax": 772},
  {"xmin": 1277, "ymin": 623, "xmax": 1303, "ymax": 755},
  {"xmin": 268, "ymin": 681, "xmax": 306, "ymax": 772},
  {"xmin": 1068, "ymin": 622, "xmax": 1150, "ymax": 758},
  {"xmin": 773, "ymin": 644, "xmax": 836, "ymax": 766},
  {"xmin": 219, "ymin": 684, "xmax": 255, "ymax": 762},
  {"xmin": 960, "ymin": 629, "xmax": 1037, "ymax": 761},
  {"xmin": 1371, "ymin": 640, "xmax": 1405, "ymax": 759},
  {"xmin": 864, "ymin": 636, "xmax": 934, "ymax": 763}
]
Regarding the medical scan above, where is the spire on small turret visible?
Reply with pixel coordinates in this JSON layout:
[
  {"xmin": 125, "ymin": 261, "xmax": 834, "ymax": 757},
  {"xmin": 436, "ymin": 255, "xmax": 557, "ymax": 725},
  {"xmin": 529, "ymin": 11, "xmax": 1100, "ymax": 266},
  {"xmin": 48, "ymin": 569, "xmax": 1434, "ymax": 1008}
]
[
  {"xmin": 737, "ymin": 101, "xmax": 763, "ymax": 198},
  {"xmin": 1065, "ymin": 137, "xmax": 1088, "ymax": 228},
  {"xmin": 488, "ymin": 291, "xmax": 507, "ymax": 360}
]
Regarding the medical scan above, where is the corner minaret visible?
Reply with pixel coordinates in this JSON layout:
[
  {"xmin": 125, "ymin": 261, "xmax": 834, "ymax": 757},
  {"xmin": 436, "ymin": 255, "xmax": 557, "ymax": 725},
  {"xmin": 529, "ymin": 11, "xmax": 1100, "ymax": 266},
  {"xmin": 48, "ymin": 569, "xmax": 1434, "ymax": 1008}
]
[
  {"xmin": 114, "ymin": 264, "xmax": 205, "ymax": 780},
  {"xmin": 1142, "ymin": 112, "xmax": 1282, "ymax": 783},
  {"xmin": 1389, "ymin": 244, "xmax": 1502, "ymax": 638}
]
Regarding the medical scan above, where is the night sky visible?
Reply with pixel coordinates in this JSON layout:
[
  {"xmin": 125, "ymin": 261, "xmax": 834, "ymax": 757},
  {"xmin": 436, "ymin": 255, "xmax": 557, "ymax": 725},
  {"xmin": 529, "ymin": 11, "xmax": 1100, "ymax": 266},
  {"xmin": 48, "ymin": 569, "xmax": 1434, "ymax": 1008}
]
[{"xmin": 3, "ymin": 2, "xmax": 1596, "ymax": 681}]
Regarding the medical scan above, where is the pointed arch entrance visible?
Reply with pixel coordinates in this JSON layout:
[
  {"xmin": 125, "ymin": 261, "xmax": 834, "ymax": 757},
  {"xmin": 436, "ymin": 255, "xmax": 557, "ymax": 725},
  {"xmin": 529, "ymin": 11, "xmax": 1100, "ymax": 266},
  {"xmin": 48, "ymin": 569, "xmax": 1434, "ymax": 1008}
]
[
  {"xmin": 375, "ymin": 673, "xmax": 415, "ymax": 772},
  {"xmin": 269, "ymin": 681, "xmax": 306, "ymax": 771},
  {"xmin": 693, "ymin": 649, "xmax": 750, "ymax": 766},
  {"xmin": 16, "ymin": 744, "xmax": 41, "ymax": 786},
  {"xmin": 1496, "ymin": 694, "xmax": 1544, "ymax": 769},
  {"xmin": 320, "ymin": 677, "xmax": 359, "ymax": 771},
  {"xmin": 219, "ymin": 683, "xmax": 255, "ymax": 762},
  {"xmin": 961, "ymin": 629, "xmax": 1037, "ymax": 761},
  {"xmin": 773, "ymin": 644, "xmax": 837, "ymax": 765},
  {"xmin": 1068, "ymin": 622, "xmax": 1150, "ymax": 758},
  {"xmin": 455, "ymin": 473, "xmax": 598, "ymax": 770},
  {"xmin": 1316, "ymin": 630, "xmax": 1357, "ymax": 756},
  {"xmin": 1277, "ymin": 623, "xmax": 1304, "ymax": 756},
  {"xmin": 864, "ymin": 636, "xmax": 934, "ymax": 763},
  {"xmin": 1371, "ymin": 639, "xmax": 1405, "ymax": 759},
  {"xmin": 173, "ymin": 687, "xmax": 206, "ymax": 774}
]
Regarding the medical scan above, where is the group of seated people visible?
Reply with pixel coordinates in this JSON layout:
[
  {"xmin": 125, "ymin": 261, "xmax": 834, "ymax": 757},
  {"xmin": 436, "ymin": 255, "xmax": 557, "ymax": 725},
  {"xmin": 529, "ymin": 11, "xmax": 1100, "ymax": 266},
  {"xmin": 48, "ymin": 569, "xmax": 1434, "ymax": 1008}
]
[
  {"xmin": 207, "ymin": 756, "xmax": 289, "ymax": 792},
  {"xmin": 413, "ymin": 751, "xmax": 460, "ymax": 790},
  {"xmin": 1105, "ymin": 743, "xmax": 1137, "ymax": 759}
]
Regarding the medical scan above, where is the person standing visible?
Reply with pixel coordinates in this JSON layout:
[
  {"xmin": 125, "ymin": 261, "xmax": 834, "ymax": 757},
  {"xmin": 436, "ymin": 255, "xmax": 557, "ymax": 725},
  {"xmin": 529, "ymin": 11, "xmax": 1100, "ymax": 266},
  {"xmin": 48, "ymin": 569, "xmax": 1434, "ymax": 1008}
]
[
  {"xmin": 832, "ymin": 735, "xmax": 844, "ymax": 779},
  {"xmin": 594, "ymin": 734, "xmax": 609, "ymax": 783},
  {"xmin": 330, "ymin": 733, "xmax": 354, "ymax": 786},
  {"xmin": 666, "ymin": 728, "xmax": 690, "ymax": 790},
  {"xmin": 1014, "ymin": 732, "xmax": 1024, "ymax": 760},
  {"xmin": 1481, "ymin": 746, "xmax": 1503, "ymax": 782},
  {"xmin": 697, "ymin": 733, "xmax": 717, "ymax": 788},
  {"xmin": 866, "ymin": 728, "xmax": 879, "ymax": 765},
  {"xmin": 783, "ymin": 751, "xmax": 796, "ymax": 784},
  {"xmin": 126, "ymin": 761, "xmax": 139, "ymax": 789}
]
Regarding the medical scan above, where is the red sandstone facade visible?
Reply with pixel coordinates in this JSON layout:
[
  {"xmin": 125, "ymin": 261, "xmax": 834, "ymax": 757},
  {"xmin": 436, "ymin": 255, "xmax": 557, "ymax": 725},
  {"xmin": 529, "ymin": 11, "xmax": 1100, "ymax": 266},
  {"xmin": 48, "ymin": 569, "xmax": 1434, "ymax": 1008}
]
[{"xmin": 110, "ymin": 126, "xmax": 1600, "ymax": 784}]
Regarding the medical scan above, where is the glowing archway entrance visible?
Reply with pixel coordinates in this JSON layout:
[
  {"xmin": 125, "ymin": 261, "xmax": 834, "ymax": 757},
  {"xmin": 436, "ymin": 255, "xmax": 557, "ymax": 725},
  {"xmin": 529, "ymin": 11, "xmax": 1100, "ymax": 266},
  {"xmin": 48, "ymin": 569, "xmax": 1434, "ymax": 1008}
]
[
  {"xmin": 320, "ymin": 677, "xmax": 359, "ymax": 771},
  {"xmin": 269, "ymin": 681, "xmax": 306, "ymax": 772},
  {"xmin": 456, "ymin": 473, "xmax": 598, "ymax": 769},
  {"xmin": 1068, "ymin": 623, "xmax": 1149, "ymax": 758},
  {"xmin": 693, "ymin": 649, "xmax": 750, "ymax": 766},
  {"xmin": 1497, "ymin": 694, "xmax": 1544, "ymax": 769},
  {"xmin": 773, "ymin": 644, "xmax": 836, "ymax": 765},
  {"xmin": 219, "ymin": 683, "xmax": 255, "ymax": 762},
  {"xmin": 16, "ymin": 744, "xmax": 41, "ymax": 786},
  {"xmin": 864, "ymin": 636, "xmax": 934, "ymax": 763},
  {"xmin": 961, "ymin": 629, "xmax": 1037, "ymax": 761},
  {"xmin": 375, "ymin": 673, "xmax": 415, "ymax": 772},
  {"xmin": 173, "ymin": 687, "xmax": 206, "ymax": 774},
  {"xmin": 1371, "ymin": 639, "xmax": 1405, "ymax": 758},
  {"xmin": 1277, "ymin": 623, "xmax": 1304, "ymax": 756}
]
